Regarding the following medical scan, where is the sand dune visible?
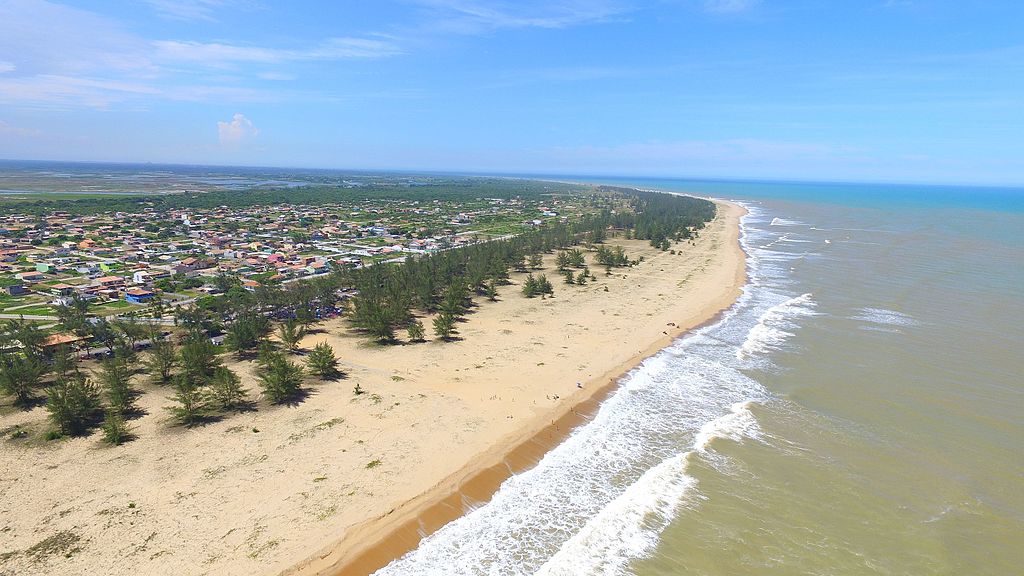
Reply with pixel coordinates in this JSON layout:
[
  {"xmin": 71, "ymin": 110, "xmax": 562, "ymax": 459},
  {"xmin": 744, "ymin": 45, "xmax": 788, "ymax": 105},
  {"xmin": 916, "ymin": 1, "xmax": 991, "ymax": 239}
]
[{"xmin": 0, "ymin": 200, "xmax": 745, "ymax": 576}]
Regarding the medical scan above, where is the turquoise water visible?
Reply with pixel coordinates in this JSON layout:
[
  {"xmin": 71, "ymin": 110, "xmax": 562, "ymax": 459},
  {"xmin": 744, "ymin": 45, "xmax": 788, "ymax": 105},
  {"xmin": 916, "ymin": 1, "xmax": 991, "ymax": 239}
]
[
  {"xmin": 559, "ymin": 175, "xmax": 1024, "ymax": 214},
  {"xmin": 373, "ymin": 178, "xmax": 1024, "ymax": 575}
]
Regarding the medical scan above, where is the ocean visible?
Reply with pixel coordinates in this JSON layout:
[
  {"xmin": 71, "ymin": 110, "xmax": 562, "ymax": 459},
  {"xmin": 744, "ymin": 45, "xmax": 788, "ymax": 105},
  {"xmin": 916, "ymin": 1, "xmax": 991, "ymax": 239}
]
[{"xmin": 373, "ymin": 178, "xmax": 1024, "ymax": 575}]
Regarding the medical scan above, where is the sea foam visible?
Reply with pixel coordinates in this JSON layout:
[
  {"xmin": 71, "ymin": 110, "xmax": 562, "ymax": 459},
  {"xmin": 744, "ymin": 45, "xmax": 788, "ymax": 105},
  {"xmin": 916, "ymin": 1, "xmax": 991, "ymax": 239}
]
[
  {"xmin": 852, "ymin": 307, "xmax": 919, "ymax": 327},
  {"xmin": 535, "ymin": 402, "xmax": 763, "ymax": 576},
  {"xmin": 737, "ymin": 293, "xmax": 819, "ymax": 359}
]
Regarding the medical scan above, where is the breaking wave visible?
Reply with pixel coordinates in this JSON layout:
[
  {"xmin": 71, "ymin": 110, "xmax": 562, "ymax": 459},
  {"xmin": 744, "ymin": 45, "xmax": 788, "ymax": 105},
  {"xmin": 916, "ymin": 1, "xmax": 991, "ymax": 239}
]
[
  {"xmin": 737, "ymin": 293, "xmax": 819, "ymax": 359},
  {"xmin": 771, "ymin": 217, "xmax": 806, "ymax": 226}
]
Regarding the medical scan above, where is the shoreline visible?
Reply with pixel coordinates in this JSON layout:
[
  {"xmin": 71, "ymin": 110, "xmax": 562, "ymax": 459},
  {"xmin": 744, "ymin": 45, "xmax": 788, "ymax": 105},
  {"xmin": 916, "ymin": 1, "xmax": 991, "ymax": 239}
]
[
  {"xmin": 286, "ymin": 199, "xmax": 748, "ymax": 576},
  {"xmin": 0, "ymin": 199, "xmax": 747, "ymax": 576}
]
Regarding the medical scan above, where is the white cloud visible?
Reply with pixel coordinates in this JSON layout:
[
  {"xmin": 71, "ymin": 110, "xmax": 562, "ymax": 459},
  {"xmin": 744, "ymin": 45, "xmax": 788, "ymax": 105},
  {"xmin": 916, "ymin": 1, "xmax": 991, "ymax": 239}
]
[
  {"xmin": 703, "ymin": 0, "xmax": 759, "ymax": 14},
  {"xmin": 258, "ymin": 71, "xmax": 296, "ymax": 81},
  {"xmin": 217, "ymin": 113, "xmax": 259, "ymax": 146},
  {"xmin": 145, "ymin": 0, "xmax": 230, "ymax": 21},
  {"xmin": 411, "ymin": 0, "xmax": 632, "ymax": 32},
  {"xmin": 0, "ymin": 0, "xmax": 155, "ymax": 77},
  {"xmin": 0, "ymin": 1, "xmax": 400, "ymax": 109},
  {"xmin": 153, "ymin": 36, "xmax": 402, "ymax": 66},
  {"xmin": 0, "ymin": 75, "xmax": 160, "ymax": 109},
  {"xmin": 0, "ymin": 120, "xmax": 43, "ymax": 138}
]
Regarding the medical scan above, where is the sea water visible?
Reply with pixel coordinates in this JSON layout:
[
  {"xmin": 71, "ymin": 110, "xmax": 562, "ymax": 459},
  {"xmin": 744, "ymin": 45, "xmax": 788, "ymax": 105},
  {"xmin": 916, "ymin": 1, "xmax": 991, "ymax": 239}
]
[{"xmin": 375, "ymin": 179, "xmax": 1024, "ymax": 575}]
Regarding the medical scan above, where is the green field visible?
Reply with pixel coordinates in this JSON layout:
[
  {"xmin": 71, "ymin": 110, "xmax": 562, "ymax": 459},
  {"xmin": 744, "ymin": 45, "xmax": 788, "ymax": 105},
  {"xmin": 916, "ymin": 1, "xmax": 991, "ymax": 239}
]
[{"xmin": 1, "ymin": 305, "xmax": 57, "ymax": 316}]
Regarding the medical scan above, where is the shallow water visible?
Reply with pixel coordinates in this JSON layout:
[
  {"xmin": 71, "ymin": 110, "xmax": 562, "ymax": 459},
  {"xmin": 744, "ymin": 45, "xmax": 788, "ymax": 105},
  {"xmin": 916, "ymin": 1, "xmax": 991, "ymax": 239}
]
[{"xmin": 375, "ymin": 181, "xmax": 1024, "ymax": 575}]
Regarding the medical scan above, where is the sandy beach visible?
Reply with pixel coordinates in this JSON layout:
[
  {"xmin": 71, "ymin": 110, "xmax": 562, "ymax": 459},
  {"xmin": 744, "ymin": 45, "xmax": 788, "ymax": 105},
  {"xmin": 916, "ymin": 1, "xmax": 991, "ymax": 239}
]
[{"xmin": 0, "ymin": 200, "xmax": 745, "ymax": 576}]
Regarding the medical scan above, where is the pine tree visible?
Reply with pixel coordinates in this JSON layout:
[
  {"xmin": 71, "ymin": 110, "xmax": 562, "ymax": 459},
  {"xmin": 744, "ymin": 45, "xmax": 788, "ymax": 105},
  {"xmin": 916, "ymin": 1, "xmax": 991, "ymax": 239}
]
[
  {"xmin": 406, "ymin": 320, "xmax": 426, "ymax": 342},
  {"xmin": 536, "ymin": 274, "xmax": 554, "ymax": 298},
  {"xmin": 46, "ymin": 375, "xmax": 101, "ymax": 436},
  {"xmin": 96, "ymin": 357, "xmax": 136, "ymax": 415},
  {"xmin": 144, "ymin": 338, "xmax": 178, "ymax": 384},
  {"xmin": 306, "ymin": 342, "xmax": 341, "ymax": 379},
  {"xmin": 179, "ymin": 336, "xmax": 221, "ymax": 386},
  {"xmin": 208, "ymin": 366, "xmax": 248, "ymax": 410},
  {"xmin": 0, "ymin": 355, "xmax": 45, "ymax": 407},
  {"xmin": 167, "ymin": 375, "xmax": 207, "ymax": 425},
  {"xmin": 522, "ymin": 274, "xmax": 539, "ymax": 298},
  {"xmin": 225, "ymin": 313, "xmax": 271, "ymax": 358},
  {"xmin": 101, "ymin": 409, "xmax": 132, "ymax": 445},
  {"xmin": 433, "ymin": 313, "xmax": 456, "ymax": 340},
  {"xmin": 278, "ymin": 319, "xmax": 306, "ymax": 353},
  {"xmin": 555, "ymin": 251, "xmax": 570, "ymax": 271},
  {"xmin": 257, "ymin": 352, "xmax": 304, "ymax": 403}
]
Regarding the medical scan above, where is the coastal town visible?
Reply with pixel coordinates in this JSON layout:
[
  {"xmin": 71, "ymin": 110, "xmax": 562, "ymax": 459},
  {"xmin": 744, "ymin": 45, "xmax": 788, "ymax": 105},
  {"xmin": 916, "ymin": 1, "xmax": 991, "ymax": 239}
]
[{"xmin": 0, "ymin": 193, "xmax": 577, "ymax": 333}]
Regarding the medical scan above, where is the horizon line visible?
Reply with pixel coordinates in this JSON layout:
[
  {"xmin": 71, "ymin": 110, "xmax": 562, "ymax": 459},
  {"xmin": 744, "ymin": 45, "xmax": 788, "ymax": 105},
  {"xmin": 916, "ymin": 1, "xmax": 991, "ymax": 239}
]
[{"xmin": 1, "ymin": 157, "xmax": 1022, "ymax": 191}]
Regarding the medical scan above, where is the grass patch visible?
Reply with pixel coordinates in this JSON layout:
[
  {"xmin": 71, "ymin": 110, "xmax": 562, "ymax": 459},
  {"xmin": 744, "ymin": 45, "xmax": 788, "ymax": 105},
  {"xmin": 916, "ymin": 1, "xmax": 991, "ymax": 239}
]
[
  {"xmin": 2, "ymin": 305, "xmax": 56, "ymax": 316},
  {"xmin": 365, "ymin": 459, "xmax": 382, "ymax": 469},
  {"xmin": 26, "ymin": 530, "xmax": 81, "ymax": 561},
  {"xmin": 91, "ymin": 300, "xmax": 133, "ymax": 312}
]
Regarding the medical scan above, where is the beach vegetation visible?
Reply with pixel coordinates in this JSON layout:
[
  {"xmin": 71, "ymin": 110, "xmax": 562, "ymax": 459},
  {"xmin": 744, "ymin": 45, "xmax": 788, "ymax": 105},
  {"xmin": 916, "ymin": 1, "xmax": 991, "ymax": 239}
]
[
  {"xmin": 349, "ymin": 297, "xmax": 401, "ymax": 343},
  {"xmin": 433, "ymin": 313, "xmax": 457, "ymax": 340},
  {"xmin": 46, "ymin": 375, "xmax": 102, "ymax": 437},
  {"xmin": 595, "ymin": 245, "xmax": 630, "ymax": 268},
  {"xmin": 51, "ymin": 345, "xmax": 81, "ymax": 384},
  {"xmin": 0, "ymin": 355, "xmax": 46, "ymax": 408},
  {"xmin": 208, "ymin": 367, "xmax": 248, "ymax": 411},
  {"xmin": 523, "ymin": 274, "xmax": 539, "ymax": 297},
  {"xmin": 256, "ymin": 351, "xmax": 305, "ymax": 403},
  {"xmin": 179, "ymin": 335, "xmax": 221, "ymax": 387},
  {"xmin": 306, "ymin": 342, "xmax": 341, "ymax": 379},
  {"xmin": 406, "ymin": 320, "xmax": 426, "ymax": 342},
  {"xmin": 95, "ymin": 357, "xmax": 136, "ymax": 416},
  {"xmin": 166, "ymin": 375, "xmax": 208, "ymax": 425},
  {"xmin": 555, "ymin": 251, "xmax": 569, "ymax": 270},
  {"xmin": 225, "ymin": 312, "xmax": 272, "ymax": 358},
  {"xmin": 144, "ymin": 339, "xmax": 178, "ymax": 384},
  {"xmin": 536, "ymin": 274, "xmax": 554, "ymax": 298},
  {"xmin": 278, "ymin": 319, "xmax": 306, "ymax": 353},
  {"xmin": 101, "ymin": 409, "xmax": 132, "ymax": 445}
]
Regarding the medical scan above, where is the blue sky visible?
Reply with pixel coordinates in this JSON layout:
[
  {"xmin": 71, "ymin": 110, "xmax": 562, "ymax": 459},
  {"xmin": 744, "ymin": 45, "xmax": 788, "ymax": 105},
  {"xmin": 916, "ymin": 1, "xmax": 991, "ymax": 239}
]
[{"xmin": 0, "ymin": 0, "xmax": 1022, "ymax": 185}]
